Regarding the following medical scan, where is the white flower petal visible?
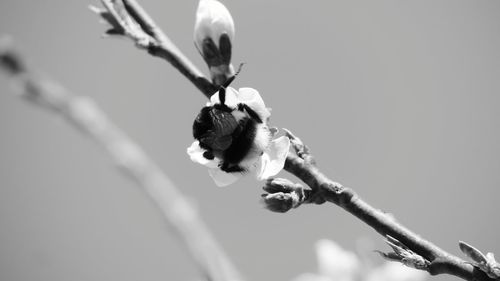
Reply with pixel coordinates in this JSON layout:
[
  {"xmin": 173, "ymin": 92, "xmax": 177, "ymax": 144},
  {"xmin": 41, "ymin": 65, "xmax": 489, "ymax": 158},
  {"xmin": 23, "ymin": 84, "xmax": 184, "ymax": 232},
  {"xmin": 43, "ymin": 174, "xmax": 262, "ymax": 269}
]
[
  {"xmin": 187, "ymin": 141, "xmax": 219, "ymax": 168},
  {"xmin": 316, "ymin": 240, "xmax": 361, "ymax": 281},
  {"xmin": 208, "ymin": 168, "xmax": 242, "ymax": 187},
  {"xmin": 209, "ymin": 87, "xmax": 239, "ymax": 108},
  {"xmin": 238, "ymin": 87, "xmax": 271, "ymax": 121},
  {"xmin": 194, "ymin": 0, "xmax": 235, "ymax": 51},
  {"xmin": 255, "ymin": 153, "xmax": 268, "ymax": 180},
  {"xmin": 365, "ymin": 263, "xmax": 428, "ymax": 281},
  {"xmin": 256, "ymin": 136, "xmax": 290, "ymax": 180}
]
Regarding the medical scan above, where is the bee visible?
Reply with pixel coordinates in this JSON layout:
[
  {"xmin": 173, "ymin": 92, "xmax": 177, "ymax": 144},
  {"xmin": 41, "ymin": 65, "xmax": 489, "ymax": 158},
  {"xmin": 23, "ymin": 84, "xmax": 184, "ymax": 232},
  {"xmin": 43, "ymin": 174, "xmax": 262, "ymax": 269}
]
[{"xmin": 192, "ymin": 66, "xmax": 271, "ymax": 174}]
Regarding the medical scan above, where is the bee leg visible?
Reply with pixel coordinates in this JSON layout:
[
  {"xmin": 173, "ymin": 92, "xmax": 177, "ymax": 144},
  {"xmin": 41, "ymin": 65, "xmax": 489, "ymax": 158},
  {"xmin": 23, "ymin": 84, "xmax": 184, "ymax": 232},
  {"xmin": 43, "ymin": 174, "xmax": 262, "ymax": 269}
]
[
  {"xmin": 203, "ymin": 150, "xmax": 215, "ymax": 160},
  {"xmin": 219, "ymin": 87, "xmax": 226, "ymax": 105},
  {"xmin": 237, "ymin": 103, "xmax": 263, "ymax": 123},
  {"xmin": 221, "ymin": 62, "xmax": 245, "ymax": 88},
  {"xmin": 217, "ymin": 63, "xmax": 245, "ymax": 106},
  {"xmin": 220, "ymin": 162, "xmax": 246, "ymax": 173}
]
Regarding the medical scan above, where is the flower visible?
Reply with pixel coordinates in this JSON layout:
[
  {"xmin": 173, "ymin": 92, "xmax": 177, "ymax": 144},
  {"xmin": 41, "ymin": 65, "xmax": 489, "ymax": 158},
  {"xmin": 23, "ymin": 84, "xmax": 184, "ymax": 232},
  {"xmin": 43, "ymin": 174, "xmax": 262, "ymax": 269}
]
[
  {"xmin": 194, "ymin": 0, "xmax": 235, "ymax": 85},
  {"xmin": 316, "ymin": 239, "xmax": 361, "ymax": 281},
  {"xmin": 365, "ymin": 263, "xmax": 428, "ymax": 281},
  {"xmin": 292, "ymin": 239, "xmax": 428, "ymax": 281},
  {"xmin": 187, "ymin": 87, "xmax": 290, "ymax": 187}
]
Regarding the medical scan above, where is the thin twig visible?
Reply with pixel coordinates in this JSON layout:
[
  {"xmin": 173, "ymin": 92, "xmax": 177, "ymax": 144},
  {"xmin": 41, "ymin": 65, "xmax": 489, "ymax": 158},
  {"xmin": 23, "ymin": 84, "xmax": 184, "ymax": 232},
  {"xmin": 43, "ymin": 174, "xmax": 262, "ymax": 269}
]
[
  {"xmin": 93, "ymin": 0, "xmax": 217, "ymax": 96},
  {"xmin": 0, "ymin": 40, "xmax": 242, "ymax": 281}
]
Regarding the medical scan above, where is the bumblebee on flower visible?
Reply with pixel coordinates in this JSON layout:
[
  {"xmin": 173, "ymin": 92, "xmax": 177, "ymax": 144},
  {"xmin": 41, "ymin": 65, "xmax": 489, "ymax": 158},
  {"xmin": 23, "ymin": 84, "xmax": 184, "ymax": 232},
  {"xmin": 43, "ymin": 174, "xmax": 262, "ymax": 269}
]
[{"xmin": 187, "ymin": 76, "xmax": 290, "ymax": 187}]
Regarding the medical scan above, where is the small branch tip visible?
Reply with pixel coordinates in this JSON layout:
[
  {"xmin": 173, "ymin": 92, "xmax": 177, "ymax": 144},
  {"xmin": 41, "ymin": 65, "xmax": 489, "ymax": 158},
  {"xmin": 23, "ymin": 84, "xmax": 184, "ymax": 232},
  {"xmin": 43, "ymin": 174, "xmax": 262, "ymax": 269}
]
[
  {"xmin": 283, "ymin": 128, "xmax": 314, "ymax": 164},
  {"xmin": 376, "ymin": 235, "xmax": 430, "ymax": 270}
]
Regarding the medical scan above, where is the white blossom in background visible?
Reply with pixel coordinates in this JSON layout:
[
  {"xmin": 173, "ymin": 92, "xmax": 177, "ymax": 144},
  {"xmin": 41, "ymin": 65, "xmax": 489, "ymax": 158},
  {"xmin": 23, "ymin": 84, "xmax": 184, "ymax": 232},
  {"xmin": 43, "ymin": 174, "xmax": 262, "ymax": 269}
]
[
  {"xmin": 365, "ymin": 263, "xmax": 428, "ymax": 281},
  {"xmin": 194, "ymin": 0, "xmax": 235, "ymax": 85},
  {"xmin": 187, "ymin": 87, "xmax": 290, "ymax": 187},
  {"xmin": 316, "ymin": 240, "xmax": 362, "ymax": 281},
  {"xmin": 292, "ymin": 240, "xmax": 428, "ymax": 281}
]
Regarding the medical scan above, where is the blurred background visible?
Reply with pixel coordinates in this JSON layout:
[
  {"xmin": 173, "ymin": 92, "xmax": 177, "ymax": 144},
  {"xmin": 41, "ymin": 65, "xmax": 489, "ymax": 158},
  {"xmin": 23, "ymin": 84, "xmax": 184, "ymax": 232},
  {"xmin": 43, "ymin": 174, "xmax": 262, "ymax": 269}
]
[{"xmin": 1, "ymin": 1, "xmax": 499, "ymax": 280}]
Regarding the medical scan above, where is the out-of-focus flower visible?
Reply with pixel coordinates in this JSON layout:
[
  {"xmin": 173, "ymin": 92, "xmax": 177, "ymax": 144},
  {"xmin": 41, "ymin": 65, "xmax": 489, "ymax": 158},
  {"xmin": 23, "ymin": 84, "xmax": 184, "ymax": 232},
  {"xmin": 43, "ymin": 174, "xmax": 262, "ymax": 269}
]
[
  {"xmin": 188, "ymin": 87, "xmax": 290, "ymax": 187},
  {"xmin": 194, "ymin": 0, "xmax": 235, "ymax": 85},
  {"xmin": 316, "ymin": 239, "xmax": 361, "ymax": 281},
  {"xmin": 291, "ymin": 239, "xmax": 428, "ymax": 281},
  {"xmin": 365, "ymin": 263, "xmax": 428, "ymax": 281}
]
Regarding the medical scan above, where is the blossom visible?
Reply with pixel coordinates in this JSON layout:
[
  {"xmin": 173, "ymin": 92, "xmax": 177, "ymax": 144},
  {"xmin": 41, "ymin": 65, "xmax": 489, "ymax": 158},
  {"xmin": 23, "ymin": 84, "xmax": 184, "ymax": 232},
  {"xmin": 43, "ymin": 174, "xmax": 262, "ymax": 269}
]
[
  {"xmin": 315, "ymin": 239, "xmax": 361, "ymax": 281},
  {"xmin": 187, "ymin": 87, "xmax": 290, "ymax": 187},
  {"xmin": 194, "ymin": 0, "xmax": 235, "ymax": 84},
  {"xmin": 365, "ymin": 263, "xmax": 428, "ymax": 281},
  {"xmin": 292, "ymin": 239, "xmax": 428, "ymax": 281}
]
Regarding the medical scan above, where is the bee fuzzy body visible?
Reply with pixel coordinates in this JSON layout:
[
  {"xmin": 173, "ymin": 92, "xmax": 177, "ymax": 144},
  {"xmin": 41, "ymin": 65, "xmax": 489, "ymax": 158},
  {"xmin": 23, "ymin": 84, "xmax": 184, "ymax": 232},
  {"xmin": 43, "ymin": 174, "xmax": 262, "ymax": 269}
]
[
  {"xmin": 193, "ymin": 100, "xmax": 270, "ymax": 174},
  {"xmin": 222, "ymin": 121, "xmax": 271, "ymax": 172}
]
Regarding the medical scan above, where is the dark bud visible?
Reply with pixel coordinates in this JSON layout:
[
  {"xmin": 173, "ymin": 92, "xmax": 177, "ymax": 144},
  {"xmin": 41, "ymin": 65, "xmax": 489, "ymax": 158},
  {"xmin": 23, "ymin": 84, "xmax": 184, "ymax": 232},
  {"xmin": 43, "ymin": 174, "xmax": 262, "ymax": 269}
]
[
  {"xmin": 219, "ymin": 33, "xmax": 232, "ymax": 65},
  {"xmin": 261, "ymin": 178, "xmax": 307, "ymax": 213},
  {"xmin": 261, "ymin": 192, "xmax": 296, "ymax": 213}
]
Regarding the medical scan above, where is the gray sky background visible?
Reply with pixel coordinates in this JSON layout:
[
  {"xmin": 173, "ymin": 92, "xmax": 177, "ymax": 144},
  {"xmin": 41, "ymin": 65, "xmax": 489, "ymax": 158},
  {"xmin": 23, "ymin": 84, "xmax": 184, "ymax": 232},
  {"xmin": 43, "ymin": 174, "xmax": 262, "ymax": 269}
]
[{"xmin": 1, "ymin": 1, "xmax": 499, "ymax": 281}]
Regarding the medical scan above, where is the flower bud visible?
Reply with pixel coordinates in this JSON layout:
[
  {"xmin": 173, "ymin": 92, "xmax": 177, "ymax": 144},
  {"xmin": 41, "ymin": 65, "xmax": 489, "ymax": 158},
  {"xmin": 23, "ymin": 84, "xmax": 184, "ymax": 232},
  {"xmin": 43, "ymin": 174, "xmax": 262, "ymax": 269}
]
[
  {"xmin": 261, "ymin": 178, "xmax": 306, "ymax": 212},
  {"xmin": 263, "ymin": 178, "xmax": 299, "ymax": 194},
  {"xmin": 261, "ymin": 192, "xmax": 297, "ymax": 213},
  {"xmin": 194, "ymin": 0, "xmax": 235, "ymax": 85}
]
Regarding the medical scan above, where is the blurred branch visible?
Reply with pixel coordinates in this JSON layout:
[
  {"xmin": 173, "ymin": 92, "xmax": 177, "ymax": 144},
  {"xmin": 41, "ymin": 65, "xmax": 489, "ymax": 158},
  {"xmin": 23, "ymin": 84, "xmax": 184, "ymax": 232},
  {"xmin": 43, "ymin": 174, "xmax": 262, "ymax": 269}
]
[
  {"xmin": 87, "ymin": 1, "xmax": 498, "ymax": 281},
  {"xmin": 0, "ymin": 39, "xmax": 242, "ymax": 281},
  {"xmin": 90, "ymin": 0, "xmax": 217, "ymax": 96}
]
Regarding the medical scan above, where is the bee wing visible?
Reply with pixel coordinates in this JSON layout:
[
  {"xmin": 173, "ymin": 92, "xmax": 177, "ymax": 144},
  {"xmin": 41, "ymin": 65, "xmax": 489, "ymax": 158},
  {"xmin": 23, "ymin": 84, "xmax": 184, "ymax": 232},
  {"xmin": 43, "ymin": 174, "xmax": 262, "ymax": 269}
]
[
  {"xmin": 200, "ymin": 108, "xmax": 237, "ymax": 151},
  {"xmin": 210, "ymin": 109, "xmax": 238, "ymax": 136},
  {"xmin": 200, "ymin": 133, "xmax": 232, "ymax": 151},
  {"xmin": 212, "ymin": 135, "xmax": 233, "ymax": 150}
]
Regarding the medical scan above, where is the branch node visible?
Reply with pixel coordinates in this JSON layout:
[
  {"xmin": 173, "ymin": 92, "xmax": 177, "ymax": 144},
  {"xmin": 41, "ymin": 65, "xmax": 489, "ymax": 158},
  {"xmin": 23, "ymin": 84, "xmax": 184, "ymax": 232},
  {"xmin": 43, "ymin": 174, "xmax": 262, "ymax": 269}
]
[{"xmin": 283, "ymin": 128, "xmax": 315, "ymax": 165}]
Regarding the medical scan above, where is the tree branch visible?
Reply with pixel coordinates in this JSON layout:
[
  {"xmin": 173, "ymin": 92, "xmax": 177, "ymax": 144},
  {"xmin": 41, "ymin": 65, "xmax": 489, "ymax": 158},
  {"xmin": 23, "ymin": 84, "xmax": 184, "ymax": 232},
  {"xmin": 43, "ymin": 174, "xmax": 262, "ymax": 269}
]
[
  {"xmin": 87, "ymin": 0, "xmax": 500, "ymax": 281},
  {"xmin": 91, "ymin": 0, "xmax": 217, "ymax": 96},
  {"xmin": 0, "ymin": 39, "xmax": 242, "ymax": 281}
]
